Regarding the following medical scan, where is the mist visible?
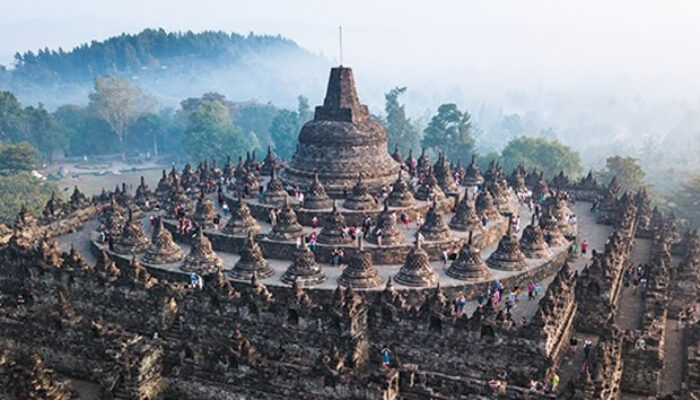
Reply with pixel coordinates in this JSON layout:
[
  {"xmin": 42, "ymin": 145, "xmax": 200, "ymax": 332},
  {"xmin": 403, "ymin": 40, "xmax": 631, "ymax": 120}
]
[{"xmin": 1, "ymin": 0, "xmax": 699, "ymax": 176}]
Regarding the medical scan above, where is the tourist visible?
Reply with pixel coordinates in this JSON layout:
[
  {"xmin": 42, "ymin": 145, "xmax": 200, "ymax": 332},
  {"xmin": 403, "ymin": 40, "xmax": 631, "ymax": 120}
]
[
  {"xmin": 581, "ymin": 240, "xmax": 589, "ymax": 255},
  {"xmin": 481, "ymin": 215, "xmax": 488, "ymax": 227},
  {"xmin": 513, "ymin": 285, "xmax": 521, "ymax": 301},
  {"xmin": 257, "ymin": 185, "xmax": 264, "ymax": 201},
  {"xmin": 583, "ymin": 339, "xmax": 592, "ymax": 360},
  {"xmin": 296, "ymin": 235, "xmax": 303, "ymax": 249},
  {"xmin": 348, "ymin": 225, "xmax": 358, "ymax": 240},
  {"xmin": 441, "ymin": 250, "xmax": 448, "ymax": 267},
  {"xmin": 416, "ymin": 231, "xmax": 424, "ymax": 246},
  {"xmin": 213, "ymin": 214, "xmax": 221, "ymax": 230},
  {"xmin": 498, "ymin": 369, "xmax": 508, "ymax": 382},
  {"xmin": 269, "ymin": 209, "xmax": 277, "ymax": 226},
  {"xmin": 363, "ymin": 216, "xmax": 372, "ymax": 239},
  {"xmin": 331, "ymin": 248, "xmax": 344, "ymax": 267},
  {"xmin": 400, "ymin": 212, "xmax": 410, "ymax": 228},
  {"xmin": 677, "ymin": 311, "xmax": 686, "ymax": 331},
  {"xmin": 492, "ymin": 289, "xmax": 501, "ymax": 306},
  {"xmin": 569, "ymin": 335, "xmax": 579, "ymax": 359},
  {"xmin": 308, "ymin": 232, "xmax": 317, "ymax": 252},
  {"xmin": 508, "ymin": 290, "xmax": 516, "ymax": 304},
  {"xmin": 380, "ymin": 347, "xmax": 392, "ymax": 367},
  {"xmin": 221, "ymin": 202, "xmax": 229, "ymax": 216},
  {"xmin": 505, "ymin": 299, "xmax": 514, "ymax": 314},
  {"xmin": 534, "ymin": 284, "xmax": 542, "ymax": 297},
  {"xmin": 189, "ymin": 273, "xmax": 198, "ymax": 288},
  {"xmin": 311, "ymin": 216, "xmax": 318, "ymax": 229},
  {"xmin": 527, "ymin": 282, "xmax": 535, "ymax": 300},
  {"xmin": 550, "ymin": 372, "xmax": 560, "ymax": 393},
  {"xmin": 298, "ymin": 192, "xmax": 304, "ymax": 203},
  {"xmin": 456, "ymin": 295, "xmax": 467, "ymax": 315},
  {"xmin": 415, "ymin": 215, "xmax": 424, "ymax": 228},
  {"xmin": 375, "ymin": 228, "xmax": 383, "ymax": 248}
]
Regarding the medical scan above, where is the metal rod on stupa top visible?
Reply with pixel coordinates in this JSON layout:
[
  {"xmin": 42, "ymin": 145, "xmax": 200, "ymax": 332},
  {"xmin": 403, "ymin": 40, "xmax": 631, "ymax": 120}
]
[{"xmin": 339, "ymin": 26, "xmax": 343, "ymax": 66}]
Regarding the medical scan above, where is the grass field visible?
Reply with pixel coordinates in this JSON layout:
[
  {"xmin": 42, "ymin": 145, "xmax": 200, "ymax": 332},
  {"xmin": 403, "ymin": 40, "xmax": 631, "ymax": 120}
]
[{"xmin": 56, "ymin": 168, "xmax": 164, "ymax": 197}]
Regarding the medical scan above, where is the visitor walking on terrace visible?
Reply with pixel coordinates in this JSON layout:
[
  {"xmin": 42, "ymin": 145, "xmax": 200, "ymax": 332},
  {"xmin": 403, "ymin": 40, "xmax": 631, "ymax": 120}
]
[
  {"xmin": 583, "ymin": 339, "xmax": 592, "ymax": 360},
  {"xmin": 441, "ymin": 250, "xmax": 449, "ymax": 268},
  {"xmin": 550, "ymin": 372, "xmax": 560, "ymax": 393},
  {"xmin": 381, "ymin": 347, "xmax": 392, "ymax": 367},
  {"xmin": 581, "ymin": 240, "xmax": 589, "ymax": 255}
]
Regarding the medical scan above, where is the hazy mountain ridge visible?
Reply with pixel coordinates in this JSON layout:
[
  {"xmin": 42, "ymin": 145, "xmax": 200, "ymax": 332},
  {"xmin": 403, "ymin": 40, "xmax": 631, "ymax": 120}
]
[{"xmin": 0, "ymin": 28, "xmax": 330, "ymax": 109}]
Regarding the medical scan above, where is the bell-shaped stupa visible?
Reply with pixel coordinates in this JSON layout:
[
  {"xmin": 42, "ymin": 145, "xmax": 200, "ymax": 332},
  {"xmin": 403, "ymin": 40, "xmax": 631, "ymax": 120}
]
[
  {"xmin": 281, "ymin": 239, "xmax": 327, "ymax": 286},
  {"xmin": 230, "ymin": 231, "xmax": 274, "ymax": 280},
  {"xmin": 280, "ymin": 66, "xmax": 400, "ymax": 195},
  {"xmin": 447, "ymin": 231, "xmax": 491, "ymax": 280},
  {"xmin": 338, "ymin": 238, "xmax": 383, "ymax": 288},
  {"xmin": 394, "ymin": 238, "xmax": 439, "ymax": 287}
]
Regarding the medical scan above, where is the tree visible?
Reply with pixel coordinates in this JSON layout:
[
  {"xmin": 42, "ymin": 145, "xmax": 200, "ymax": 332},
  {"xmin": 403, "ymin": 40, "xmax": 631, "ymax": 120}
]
[
  {"xmin": 0, "ymin": 91, "xmax": 25, "ymax": 143},
  {"xmin": 23, "ymin": 105, "xmax": 67, "ymax": 160},
  {"xmin": 88, "ymin": 75, "xmax": 150, "ymax": 156},
  {"xmin": 0, "ymin": 142, "xmax": 39, "ymax": 173},
  {"xmin": 128, "ymin": 113, "xmax": 165, "ymax": 156},
  {"xmin": 268, "ymin": 96, "xmax": 312, "ymax": 160},
  {"xmin": 297, "ymin": 95, "xmax": 312, "ymax": 122},
  {"xmin": 422, "ymin": 104, "xmax": 475, "ymax": 165},
  {"xmin": 500, "ymin": 136, "xmax": 583, "ymax": 178},
  {"xmin": 183, "ymin": 99, "xmax": 259, "ymax": 163},
  {"xmin": 598, "ymin": 155, "xmax": 647, "ymax": 193},
  {"xmin": 667, "ymin": 175, "xmax": 700, "ymax": 230},
  {"xmin": 0, "ymin": 172, "xmax": 57, "ymax": 223},
  {"xmin": 477, "ymin": 152, "xmax": 502, "ymax": 171},
  {"xmin": 269, "ymin": 110, "xmax": 300, "ymax": 160},
  {"xmin": 54, "ymin": 104, "xmax": 118, "ymax": 157},
  {"xmin": 234, "ymin": 102, "xmax": 279, "ymax": 148},
  {"xmin": 384, "ymin": 87, "xmax": 421, "ymax": 154}
]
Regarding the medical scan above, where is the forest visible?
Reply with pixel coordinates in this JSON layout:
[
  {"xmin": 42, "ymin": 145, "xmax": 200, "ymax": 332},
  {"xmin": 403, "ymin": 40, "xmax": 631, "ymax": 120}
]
[{"xmin": 0, "ymin": 29, "xmax": 328, "ymax": 109}]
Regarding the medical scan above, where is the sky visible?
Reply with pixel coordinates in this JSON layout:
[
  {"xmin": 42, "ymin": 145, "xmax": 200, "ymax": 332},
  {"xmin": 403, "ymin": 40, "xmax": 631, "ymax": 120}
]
[
  {"xmin": 1, "ymin": 0, "xmax": 700, "ymax": 155},
  {"xmin": 1, "ymin": 0, "xmax": 698, "ymax": 88}
]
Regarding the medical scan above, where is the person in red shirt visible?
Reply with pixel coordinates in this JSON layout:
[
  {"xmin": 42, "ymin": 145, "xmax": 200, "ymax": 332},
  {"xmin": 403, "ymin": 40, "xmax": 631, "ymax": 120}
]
[{"xmin": 581, "ymin": 240, "xmax": 588, "ymax": 255}]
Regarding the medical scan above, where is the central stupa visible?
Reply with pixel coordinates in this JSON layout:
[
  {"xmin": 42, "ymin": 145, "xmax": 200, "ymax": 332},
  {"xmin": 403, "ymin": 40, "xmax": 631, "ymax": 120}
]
[{"xmin": 280, "ymin": 66, "xmax": 400, "ymax": 196}]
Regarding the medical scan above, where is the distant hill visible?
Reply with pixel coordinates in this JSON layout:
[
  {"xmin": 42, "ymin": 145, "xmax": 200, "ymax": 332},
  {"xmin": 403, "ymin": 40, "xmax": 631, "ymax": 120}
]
[{"xmin": 0, "ymin": 28, "xmax": 329, "ymax": 109}]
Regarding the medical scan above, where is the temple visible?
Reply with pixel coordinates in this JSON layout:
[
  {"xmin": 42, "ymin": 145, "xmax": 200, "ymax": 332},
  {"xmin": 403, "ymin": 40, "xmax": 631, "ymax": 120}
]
[{"xmin": 0, "ymin": 64, "xmax": 696, "ymax": 400}]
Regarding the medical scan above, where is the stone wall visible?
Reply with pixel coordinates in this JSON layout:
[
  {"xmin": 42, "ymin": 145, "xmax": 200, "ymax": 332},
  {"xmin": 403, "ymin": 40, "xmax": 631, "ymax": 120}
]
[{"xmin": 620, "ymin": 221, "xmax": 673, "ymax": 396}]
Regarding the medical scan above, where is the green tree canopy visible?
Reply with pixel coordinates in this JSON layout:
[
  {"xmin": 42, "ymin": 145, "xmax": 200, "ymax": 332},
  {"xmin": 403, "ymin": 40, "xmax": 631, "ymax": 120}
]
[
  {"xmin": 500, "ymin": 136, "xmax": 583, "ymax": 179},
  {"xmin": 0, "ymin": 142, "xmax": 39, "ymax": 173},
  {"xmin": 598, "ymin": 155, "xmax": 648, "ymax": 193},
  {"xmin": 0, "ymin": 172, "xmax": 57, "ymax": 223},
  {"xmin": 667, "ymin": 175, "xmax": 700, "ymax": 230},
  {"xmin": 183, "ymin": 99, "xmax": 259, "ymax": 163},
  {"xmin": 0, "ymin": 91, "xmax": 25, "ymax": 143},
  {"xmin": 422, "ymin": 103, "xmax": 475, "ymax": 165},
  {"xmin": 23, "ymin": 105, "xmax": 67, "ymax": 160},
  {"xmin": 384, "ymin": 87, "xmax": 421, "ymax": 154},
  {"xmin": 268, "ymin": 96, "xmax": 312, "ymax": 160}
]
